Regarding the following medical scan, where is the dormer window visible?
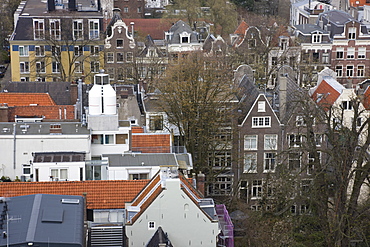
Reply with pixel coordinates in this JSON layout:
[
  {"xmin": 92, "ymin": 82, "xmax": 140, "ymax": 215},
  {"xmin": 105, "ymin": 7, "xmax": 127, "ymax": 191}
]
[
  {"xmin": 312, "ymin": 32, "xmax": 322, "ymax": 43},
  {"xmin": 180, "ymin": 32, "xmax": 191, "ymax": 44},
  {"xmin": 279, "ymin": 37, "xmax": 288, "ymax": 50},
  {"xmin": 348, "ymin": 27, "xmax": 356, "ymax": 40}
]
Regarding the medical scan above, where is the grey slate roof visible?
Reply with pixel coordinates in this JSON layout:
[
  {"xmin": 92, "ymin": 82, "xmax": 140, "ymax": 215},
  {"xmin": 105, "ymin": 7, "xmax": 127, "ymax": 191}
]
[
  {"xmin": 294, "ymin": 24, "xmax": 329, "ymax": 34},
  {"xmin": 147, "ymin": 227, "xmax": 173, "ymax": 247},
  {"xmin": 318, "ymin": 9, "xmax": 355, "ymax": 26},
  {"xmin": 0, "ymin": 122, "xmax": 90, "ymax": 135},
  {"xmin": 168, "ymin": 20, "xmax": 199, "ymax": 44},
  {"xmin": 103, "ymin": 153, "xmax": 192, "ymax": 168},
  {"xmin": 0, "ymin": 194, "xmax": 84, "ymax": 247}
]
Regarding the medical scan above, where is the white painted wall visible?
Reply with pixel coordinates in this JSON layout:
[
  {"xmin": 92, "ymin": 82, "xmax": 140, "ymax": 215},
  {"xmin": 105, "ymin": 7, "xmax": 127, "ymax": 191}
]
[
  {"xmin": 32, "ymin": 161, "xmax": 85, "ymax": 182},
  {"xmin": 108, "ymin": 166, "xmax": 159, "ymax": 180},
  {"xmin": 0, "ymin": 134, "xmax": 90, "ymax": 180},
  {"xmin": 126, "ymin": 179, "xmax": 219, "ymax": 246}
]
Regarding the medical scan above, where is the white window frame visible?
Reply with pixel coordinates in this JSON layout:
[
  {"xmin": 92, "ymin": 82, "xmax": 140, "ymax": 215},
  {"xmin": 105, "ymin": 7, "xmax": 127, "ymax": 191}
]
[
  {"xmin": 348, "ymin": 27, "xmax": 356, "ymax": 39},
  {"xmin": 308, "ymin": 151, "xmax": 321, "ymax": 175},
  {"xmin": 35, "ymin": 46, "xmax": 45, "ymax": 57},
  {"xmin": 358, "ymin": 47, "xmax": 366, "ymax": 59},
  {"xmin": 33, "ymin": 19, "xmax": 45, "ymax": 40},
  {"xmin": 52, "ymin": 61, "xmax": 60, "ymax": 73},
  {"xmin": 296, "ymin": 115, "xmax": 306, "ymax": 126},
  {"xmin": 107, "ymin": 52, "xmax": 114, "ymax": 63},
  {"xmin": 257, "ymin": 101, "xmax": 266, "ymax": 112},
  {"xmin": 73, "ymin": 19, "xmax": 83, "ymax": 40},
  {"xmin": 244, "ymin": 153, "xmax": 257, "ymax": 173},
  {"xmin": 347, "ymin": 47, "xmax": 355, "ymax": 59},
  {"xmin": 89, "ymin": 19, "xmax": 100, "ymax": 40},
  {"xmin": 264, "ymin": 152, "xmax": 276, "ymax": 172},
  {"xmin": 90, "ymin": 45, "xmax": 99, "ymax": 56},
  {"xmin": 244, "ymin": 135, "xmax": 258, "ymax": 150},
  {"xmin": 180, "ymin": 32, "xmax": 191, "ymax": 44},
  {"xmin": 252, "ymin": 116, "xmax": 271, "ymax": 128},
  {"xmin": 251, "ymin": 179, "xmax": 262, "ymax": 199},
  {"xmin": 346, "ymin": 65, "xmax": 354, "ymax": 77},
  {"xmin": 148, "ymin": 221, "xmax": 155, "ymax": 230},
  {"xmin": 90, "ymin": 61, "xmax": 100, "ymax": 73},
  {"xmin": 288, "ymin": 152, "xmax": 301, "ymax": 171},
  {"xmin": 357, "ymin": 65, "xmax": 365, "ymax": 77},
  {"xmin": 50, "ymin": 168, "xmax": 68, "ymax": 181},
  {"xmin": 288, "ymin": 134, "xmax": 302, "ymax": 147},
  {"xmin": 19, "ymin": 46, "xmax": 29, "ymax": 56},
  {"xmin": 74, "ymin": 61, "xmax": 83, "ymax": 73},
  {"xmin": 36, "ymin": 61, "xmax": 45, "ymax": 73},
  {"xmin": 74, "ymin": 46, "xmax": 83, "ymax": 57},
  {"xmin": 126, "ymin": 52, "xmax": 133, "ymax": 62},
  {"xmin": 49, "ymin": 19, "xmax": 61, "ymax": 40},
  {"xmin": 336, "ymin": 65, "xmax": 343, "ymax": 77},
  {"xmin": 336, "ymin": 47, "xmax": 344, "ymax": 59},
  {"xmin": 312, "ymin": 32, "xmax": 322, "ymax": 43},
  {"xmin": 264, "ymin": 134, "xmax": 277, "ymax": 150},
  {"xmin": 20, "ymin": 62, "xmax": 29, "ymax": 73}
]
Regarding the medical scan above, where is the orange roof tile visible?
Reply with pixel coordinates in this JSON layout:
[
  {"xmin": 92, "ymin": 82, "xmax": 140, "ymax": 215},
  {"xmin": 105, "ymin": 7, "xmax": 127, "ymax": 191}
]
[
  {"xmin": 123, "ymin": 19, "xmax": 173, "ymax": 40},
  {"xmin": 9, "ymin": 105, "xmax": 76, "ymax": 121},
  {"xmin": 131, "ymin": 126, "xmax": 144, "ymax": 133},
  {"xmin": 311, "ymin": 78, "xmax": 343, "ymax": 110},
  {"xmin": 363, "ymin": 85, "xmax": 370, "ymax": 110},
  {"xmin": 0, "ymin": 93, "xmax": 56, "ymax": 107},
  {"xmin": 132, "ymin": 133, "xmax": 171, "ymax": 153},
  {"xmin": 234, "ymin": 20, "xmax": 249, "ymax": 35},
  {"xmin": 0, "ymin": 180, "xmax": 148, "ymax": 209}
]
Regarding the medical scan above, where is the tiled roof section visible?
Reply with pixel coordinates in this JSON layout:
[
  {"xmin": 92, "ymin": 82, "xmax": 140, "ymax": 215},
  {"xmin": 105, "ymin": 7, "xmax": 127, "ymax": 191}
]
[
  {"xmin": 123, "ymin": 18, "xmax": 173, "ymax": 40},
  {"xmin": 311, "ymin": 77, "xmax": 344, "ymax": 109},
  {"xmin": 131, "ymin": 175, "xmax": 161, "ymax": 207},
  {"xmin": 9, "ymin": 105, "xmax": 76, "ymax": 121},
  {"xmin": 363, "ymin": 85, "xmax": 370, "ymax": 110},
  {"xmin": 180, "ymin": 175, "xmax": 203, "ymax": 199},
  {"xmin": 234, "ymin": 20, "xmax": 249, "ymax": 35},
  {"xmin": 132, "ymin": 126, "xmax": 144, "ymax": 133},
  {"xmin": 132, "ymin": 133, "xmax": 171, "ymax": 153},
  {"xmin": 0, "ymin": 180, "xmax": 148, "ymax": 209},
  {"xmin": 0, "ymin": 93, "xmax": 56, "ymax": 107}
]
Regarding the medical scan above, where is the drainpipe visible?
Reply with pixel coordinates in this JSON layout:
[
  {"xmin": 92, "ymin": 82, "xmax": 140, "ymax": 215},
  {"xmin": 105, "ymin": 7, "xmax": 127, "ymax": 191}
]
[{"xmin": 13, "ymin": 123, "xmax": 16, "ymax": 171}]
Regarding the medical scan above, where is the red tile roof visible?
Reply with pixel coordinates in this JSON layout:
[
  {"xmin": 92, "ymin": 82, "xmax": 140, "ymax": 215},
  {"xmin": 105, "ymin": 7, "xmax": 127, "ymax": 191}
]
[
  {"xmin": 311, "ymin": 78, "xmax": 344, "ymax": 110},
  {"xmin": 0, "ymin": 180, "xmax": 148, "ymax": 209},
  {"xmin": 132, "ymin": 133, "xmax": 171, "ymax": 153},
  {"xmin": 123, "ymin": 18, "xmax": 173, "ymax": 40},
  {"xmin": 363, "ymin": 85, "xmax": 370, "ymax": 110},
  {"xmin": 234, "ymin": 20, "xmax": 249, "ymax": 35},
  {"xmin": 131, "ymin": 126, "xmax": 144, "ymax": 133},
  {"xmin": 9, "ymin": 105, "xmax": 76, "ymax": 121},
  {"xmin": 0, "ymin": 93, "xmax": 56, "ymax": 107}
]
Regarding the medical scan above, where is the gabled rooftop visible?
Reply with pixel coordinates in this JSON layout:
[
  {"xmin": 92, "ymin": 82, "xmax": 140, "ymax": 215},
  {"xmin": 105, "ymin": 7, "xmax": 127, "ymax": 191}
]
[{"xmin": 310, "ymin": 76, "xmax": 345, "ymax": 108}]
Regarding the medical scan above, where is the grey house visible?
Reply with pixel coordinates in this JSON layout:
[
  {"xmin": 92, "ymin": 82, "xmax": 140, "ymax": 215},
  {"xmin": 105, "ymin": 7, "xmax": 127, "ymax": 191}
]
[{"xmin": 0, "ymin": 194, "xmax": 84, "ymax": 247}]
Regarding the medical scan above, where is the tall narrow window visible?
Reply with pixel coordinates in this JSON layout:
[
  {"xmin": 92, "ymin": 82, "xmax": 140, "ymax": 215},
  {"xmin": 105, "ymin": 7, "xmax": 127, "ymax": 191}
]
[
  {"xmin": 347, "ymin": 47, "xmax": 355, "ymax": 59},
  {"xmin": 90, "ymin": 61, "xmax": 99, "ymax": 73},
  {"xmin": 50, "ymin": 19, "xmax": 61, "ymax": 40},
  {"xmin": 346, "ymin": 65, "xmax": 354, "ymax": 77},
  {"xmin": 336, "ymin": 48, "xmax": 344, "ymax": 59},
  {"xmin": 336, "ymin": 65, "xmax": 343, "ymax": 77},
  {"xmin": 35, "ymin": 46, "xmax": 45, "ymax": 56},
  {"xmin": 20, "ymin": 62, "xmax": 29, "ymax": 73},
  {"xmin": 358, "ymin": 47, "xmax": 366, "ymax": 59},
  {"xmin": 357, "ymin": 65, "xmax": 365, "ymax": 77},
  {"xmin": 36, "ymin": 61, "xmax": 45, "ymax": 73},
  {"xmin": 33, "ymin": 19, "xmax": 44, "ymax": 40},
  {"xmin": 73, "ymin": 20, "xmax": 83, "ymax": 40},
  {"xmin": 19, "ymin": 46, "xmax": 29, "ymax": 56},
  {"xmin": 52, "ymin": 61, "xmax": 60, "ymax": 73},
  {"xmin": 348, "ymin": 27, "xmax": 356, "ymax": 39},
  {"xmin": 244, "ymin": 153, "xmax": 257, "ymax": 173},
  {"xmin": 89, "ymin": 19, "xmax": 99, "ymax": 39}
]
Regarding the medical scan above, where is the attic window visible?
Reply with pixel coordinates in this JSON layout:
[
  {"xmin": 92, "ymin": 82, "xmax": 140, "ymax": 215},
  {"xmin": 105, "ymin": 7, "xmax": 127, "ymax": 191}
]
[
  {"xmin": 61, "ymin": 198, "xmax": 80, "ymax": 204},
  {"xmin": 180, "ymin": 32, "xmax": 190, "ymax": 44},
  {"xmin": 148, "ymin": 221, "xmax": 155, "ymax": 230}
]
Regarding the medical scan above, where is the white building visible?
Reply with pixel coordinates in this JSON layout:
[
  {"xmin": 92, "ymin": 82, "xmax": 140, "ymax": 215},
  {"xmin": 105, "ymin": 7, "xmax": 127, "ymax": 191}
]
[{"xmin": 125, "ymin": 166, "xmax": 221, "ymax": 246}]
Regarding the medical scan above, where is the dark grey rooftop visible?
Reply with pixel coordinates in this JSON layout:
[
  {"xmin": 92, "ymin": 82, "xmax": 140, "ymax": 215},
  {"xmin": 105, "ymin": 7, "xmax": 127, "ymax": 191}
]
[
  {"xmin": 103, "ymin": 153, "xmax": 192, "ymax": 168},
  {"xmin": 294, "ymin": 24, "xmax": 329, "ymax": 34},
  {"xmin": 33, "ymin": 151, "xmax": 86, "ymax": 163},
  {"xmin": 0, "ymin": 122, "xmax": 90, "ymax": 135},
  {"xmin": 19, "ymin": 0, "xmax": 102, "ymax": 17},
  {"xmin": 319, "ymin": 9, "xmax": 355, "ymax": 25},
  {"xmin": 0, "ymin": 194, "xmax": 84, "ymax": 247}
]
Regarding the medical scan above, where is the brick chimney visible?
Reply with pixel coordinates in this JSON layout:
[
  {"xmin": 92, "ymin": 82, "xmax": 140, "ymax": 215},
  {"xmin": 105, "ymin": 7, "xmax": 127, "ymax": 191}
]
[{"xmin": 196, "ymin": 172, "xmax": 205, "ymax": 196}]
